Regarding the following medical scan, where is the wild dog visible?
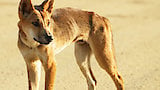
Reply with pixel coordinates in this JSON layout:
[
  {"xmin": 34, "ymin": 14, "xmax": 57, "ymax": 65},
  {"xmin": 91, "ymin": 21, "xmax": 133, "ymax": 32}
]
[{"xmin": 17, "ymin": 0, "xmax": 124, "ymax": 90}]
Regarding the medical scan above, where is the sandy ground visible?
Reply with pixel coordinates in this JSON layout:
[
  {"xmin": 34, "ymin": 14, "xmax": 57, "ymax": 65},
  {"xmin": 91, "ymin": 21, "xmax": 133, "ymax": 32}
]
[{"xmin": 0, "ymin": 0, "xmax": 160, "ymax": 90}]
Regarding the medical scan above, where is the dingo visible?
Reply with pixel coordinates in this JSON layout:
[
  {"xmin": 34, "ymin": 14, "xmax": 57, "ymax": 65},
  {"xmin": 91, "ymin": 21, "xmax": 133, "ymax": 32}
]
[{"xmin": 17, "ymin": 0, "xmax": 124, "ymax": 90}]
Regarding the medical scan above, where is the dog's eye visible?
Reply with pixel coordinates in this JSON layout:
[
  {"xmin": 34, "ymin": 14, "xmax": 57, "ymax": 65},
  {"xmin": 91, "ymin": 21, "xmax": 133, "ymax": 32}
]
[
  {"xmin": 32, "ymin": 21, "xmax": 40, "ymax": 27},
  {"xmin": 48, "ymin": 21, "xmax": 50, "ymax": 26}
]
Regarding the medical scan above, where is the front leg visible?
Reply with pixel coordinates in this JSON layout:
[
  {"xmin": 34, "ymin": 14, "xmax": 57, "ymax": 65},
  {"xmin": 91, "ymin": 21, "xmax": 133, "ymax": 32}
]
[
  {"xmin": 19, "ymin": 51, "xmax": 42, "ymax": 90},
  {"xmin": 20, "ymin": 52, "xmax": 42, "ymax": 90},
  {"xmin": 38, "ymin": 45, "xmax": 56, "ymax": 90},
  {"xmin": 26, "ymin": 60, "xmax": 42, "ymax": 90},
  {"xmin": 18, "ymin": 39, "xmax": 42, "ymax": 90},
  {"xmin": 44, "ymin": 60, "xmax": 56, "ymax": 90}
]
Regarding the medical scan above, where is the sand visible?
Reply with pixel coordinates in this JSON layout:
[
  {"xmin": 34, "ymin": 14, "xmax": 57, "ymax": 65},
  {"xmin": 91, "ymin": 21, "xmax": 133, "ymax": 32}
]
[{"xmin": 0, "ymin": 0, "xmax": 160, "ymax": 90}]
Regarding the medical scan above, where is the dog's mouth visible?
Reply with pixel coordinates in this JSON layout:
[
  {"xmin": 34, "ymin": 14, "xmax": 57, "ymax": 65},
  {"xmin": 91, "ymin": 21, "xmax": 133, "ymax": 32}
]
[{"xmin": 33, "ymin": 37, "xmax": 53, "ymax": 45}]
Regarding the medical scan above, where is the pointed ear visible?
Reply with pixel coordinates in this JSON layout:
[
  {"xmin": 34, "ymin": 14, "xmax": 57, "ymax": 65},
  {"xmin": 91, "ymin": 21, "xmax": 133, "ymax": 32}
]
[
  {"xmin": 18, "ymin": 0, "xmax": 34, "ymax": 19},
  {"xmin": 40, "ymin": 0, "xmax": 54, "ymax": 14}
]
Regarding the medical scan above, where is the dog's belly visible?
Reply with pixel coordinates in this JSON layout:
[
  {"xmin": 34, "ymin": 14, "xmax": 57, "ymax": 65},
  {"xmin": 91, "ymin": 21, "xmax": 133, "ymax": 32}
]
[{"xmin": 54, "ymin": 42, "xmax": 71, "ymax": 54}]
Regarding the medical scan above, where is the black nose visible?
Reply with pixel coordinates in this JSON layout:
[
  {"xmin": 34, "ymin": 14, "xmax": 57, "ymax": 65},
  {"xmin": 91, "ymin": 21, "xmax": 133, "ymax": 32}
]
[
  {"xmin": 45, "ymin": 32, "xmax": 53, "ymax": 42},
  {"xmin": 45, "ymin": 34, "xmax": 53, "ymax": 41}
]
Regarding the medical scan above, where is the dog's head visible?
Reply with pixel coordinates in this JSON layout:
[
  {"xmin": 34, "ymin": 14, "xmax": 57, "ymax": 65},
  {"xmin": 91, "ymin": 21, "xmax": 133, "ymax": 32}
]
[{"xmin": 18, "ymin": 0, "xmax": 54, "ymax": 45}]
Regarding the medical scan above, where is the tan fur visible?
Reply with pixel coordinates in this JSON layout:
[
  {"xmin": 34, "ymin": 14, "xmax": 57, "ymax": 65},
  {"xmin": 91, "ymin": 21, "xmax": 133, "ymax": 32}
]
[{"xmin": 17, "ymin": 0, "xmax": 124, "ymax": 90}]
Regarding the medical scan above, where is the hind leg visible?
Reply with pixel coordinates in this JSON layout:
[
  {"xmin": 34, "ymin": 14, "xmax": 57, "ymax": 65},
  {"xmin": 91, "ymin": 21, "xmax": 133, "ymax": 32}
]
[
  {"xmin": 88, "ymin": 26, "xmax": 124, "ymax": 90},
  {"xmin": 74, "ymin": 42, "xmax": 97, "ymax": 90}
]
